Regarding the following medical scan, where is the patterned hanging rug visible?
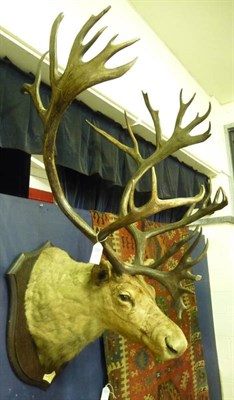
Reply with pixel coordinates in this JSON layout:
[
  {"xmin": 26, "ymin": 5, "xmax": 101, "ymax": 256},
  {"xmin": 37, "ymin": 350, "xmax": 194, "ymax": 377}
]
[{"xmin": 92, "ymin": 211, "xmax": 210, "ymax": 400}]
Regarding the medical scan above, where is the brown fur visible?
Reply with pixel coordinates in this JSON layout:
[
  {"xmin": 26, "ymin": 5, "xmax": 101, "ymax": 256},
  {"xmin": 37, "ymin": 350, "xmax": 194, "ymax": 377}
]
[{"xmin": 25, "ymin": 247, "xmax": 187, "ymax": 372}]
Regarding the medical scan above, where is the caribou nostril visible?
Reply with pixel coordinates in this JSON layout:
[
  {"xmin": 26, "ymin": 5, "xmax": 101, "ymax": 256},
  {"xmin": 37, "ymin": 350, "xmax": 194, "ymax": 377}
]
[{"xmin": 165, "ymin": 337, "xmax": 178, "ymax": 355}]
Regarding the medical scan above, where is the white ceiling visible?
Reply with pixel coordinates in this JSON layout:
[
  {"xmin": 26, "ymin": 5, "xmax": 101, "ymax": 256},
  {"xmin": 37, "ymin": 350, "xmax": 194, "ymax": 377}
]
[{"xmin": 128, "ymin": 0, "xmax": 234, "ymax": 105}]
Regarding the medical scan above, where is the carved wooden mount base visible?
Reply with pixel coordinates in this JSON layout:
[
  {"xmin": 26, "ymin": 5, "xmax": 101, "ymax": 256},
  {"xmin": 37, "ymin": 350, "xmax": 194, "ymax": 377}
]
[{"xmin": 6, "ymin": 241, "xmax": 59, "ymax": 390}]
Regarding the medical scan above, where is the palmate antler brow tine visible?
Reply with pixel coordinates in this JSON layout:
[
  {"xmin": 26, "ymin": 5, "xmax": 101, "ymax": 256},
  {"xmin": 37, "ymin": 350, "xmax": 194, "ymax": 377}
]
[{"xmin": 22, "ymin": 7, "xmax": 138, "ymax": 242}]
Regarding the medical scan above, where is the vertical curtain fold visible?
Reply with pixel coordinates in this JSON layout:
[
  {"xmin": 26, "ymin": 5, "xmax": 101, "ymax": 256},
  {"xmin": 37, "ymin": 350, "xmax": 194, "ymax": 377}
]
[{"xmin": 0, "ymin": 148, "xmax": 30, "ymax": 198}]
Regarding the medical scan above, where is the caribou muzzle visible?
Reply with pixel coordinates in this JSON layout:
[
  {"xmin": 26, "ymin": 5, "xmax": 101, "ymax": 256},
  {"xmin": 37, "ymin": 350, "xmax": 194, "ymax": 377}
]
[{"xmin": 141, "ymin": 322, "xmax": 188, "ymax": 361}]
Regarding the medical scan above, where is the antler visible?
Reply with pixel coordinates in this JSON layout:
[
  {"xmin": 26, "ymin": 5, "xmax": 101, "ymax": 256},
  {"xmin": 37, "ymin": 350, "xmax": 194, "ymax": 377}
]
[
  {"xmin": 22, "ymin": 6, "xmax": 138, "ymax": 242},
  {"xmin": 23, "ymin": 7, "xmax": 228, "ymax": 317},
  {"xmin": 88, "ymin": 91, "xmax": 226, "ymax": 241}
]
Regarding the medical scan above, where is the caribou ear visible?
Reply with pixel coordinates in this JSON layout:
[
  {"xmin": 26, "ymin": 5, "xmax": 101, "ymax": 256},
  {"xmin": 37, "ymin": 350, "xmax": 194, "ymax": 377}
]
[{"xmin": 91, "ymin": 260, "xmax": 112, "ymax": 286}]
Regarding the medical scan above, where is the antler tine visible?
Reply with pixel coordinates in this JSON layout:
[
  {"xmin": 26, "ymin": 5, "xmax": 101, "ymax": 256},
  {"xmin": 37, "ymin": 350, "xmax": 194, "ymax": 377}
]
[
  {"xmin": 142, "ymin": 91, "xmax": 162, "ymax": 149},
  {"xmin": 67, "ymin": 6, "xmax": 111, "ymax": 62},
  {"xmin": 213, "ymin": 187, "xmax": 226, "ymax": 205},
  {"xmin": 49, "ymin": 12, "xmax": 63, "ymax": 84},
  {"xmin": 87, "ymin": 110, "xmax": 143, "ymax": 165},
  {"xmin": 22, "ymin": 52, "xmax": 48, "ymax": 121},
  {"xmin": 175, "ymin": 90, "xmax": 196, "ymax": 127}
]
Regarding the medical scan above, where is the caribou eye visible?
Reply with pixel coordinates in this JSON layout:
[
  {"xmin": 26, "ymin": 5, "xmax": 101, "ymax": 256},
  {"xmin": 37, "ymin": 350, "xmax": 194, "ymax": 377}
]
[
  {"xmin": 118, "ymin": 293, "xmax": 134, "ymax": 305},
  {"xmin": 118, "ymin": 293, "xmax": 131, "ymax": 303}
]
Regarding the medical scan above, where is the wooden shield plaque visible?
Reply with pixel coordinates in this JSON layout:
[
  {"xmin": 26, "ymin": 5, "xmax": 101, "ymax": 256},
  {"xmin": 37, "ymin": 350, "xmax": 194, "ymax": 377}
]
[{"xmin": 6, "ymin": 241, "xmax": 54, "ymax": 390}]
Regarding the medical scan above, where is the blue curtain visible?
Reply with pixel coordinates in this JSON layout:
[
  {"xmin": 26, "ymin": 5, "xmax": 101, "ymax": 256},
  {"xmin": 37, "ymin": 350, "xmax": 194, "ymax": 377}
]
[{"xmin": 0, "ymin": 57, "xmax": 207, "ymax": 209}]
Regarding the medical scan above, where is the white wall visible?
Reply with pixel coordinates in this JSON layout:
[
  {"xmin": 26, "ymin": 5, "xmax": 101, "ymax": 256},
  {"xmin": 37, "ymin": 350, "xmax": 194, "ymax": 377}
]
[
  {"xmin": 203, "ymin": 223, "xmax": 234, "ymax": 400},
  {"xmin": 30, "ymin": 156, "xmax": 51, "ymax": 192},
  {"xmin": 1, "ymin": 0, "xmax": 233, "ymax": 398},
  {"xmin": 222, "ymin": 102, "xmax": 234, "ymax": 126}
]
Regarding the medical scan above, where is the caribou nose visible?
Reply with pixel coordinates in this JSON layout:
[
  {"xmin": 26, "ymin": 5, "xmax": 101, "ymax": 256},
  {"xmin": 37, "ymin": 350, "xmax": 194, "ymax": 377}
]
[{"xmin": 165, "ymin": 334, "xmax": 187, "ymax": 357}]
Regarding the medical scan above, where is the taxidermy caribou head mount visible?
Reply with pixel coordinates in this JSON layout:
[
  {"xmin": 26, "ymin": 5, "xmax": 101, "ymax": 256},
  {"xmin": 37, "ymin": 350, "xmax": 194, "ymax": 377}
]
[{"xmin": 23, "ymin": 6, "xmax": 227, "ymax": 373}]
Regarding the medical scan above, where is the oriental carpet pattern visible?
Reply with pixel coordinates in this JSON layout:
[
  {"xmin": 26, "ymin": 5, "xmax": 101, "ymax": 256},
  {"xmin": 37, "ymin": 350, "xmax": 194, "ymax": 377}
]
[{"xmin": 91, "ymin": 211, "xmax": 210, "ymax": 400}]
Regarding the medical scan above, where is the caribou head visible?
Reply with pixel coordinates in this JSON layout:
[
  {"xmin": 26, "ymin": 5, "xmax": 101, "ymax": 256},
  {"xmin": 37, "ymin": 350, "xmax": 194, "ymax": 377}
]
[
  {"xmin": 25, "ymin": 248, "xmax": 187, "ymax": 371},
  {"xmin": 23, "ymin": 6, "xmax": 227, "ymax": 374}
]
